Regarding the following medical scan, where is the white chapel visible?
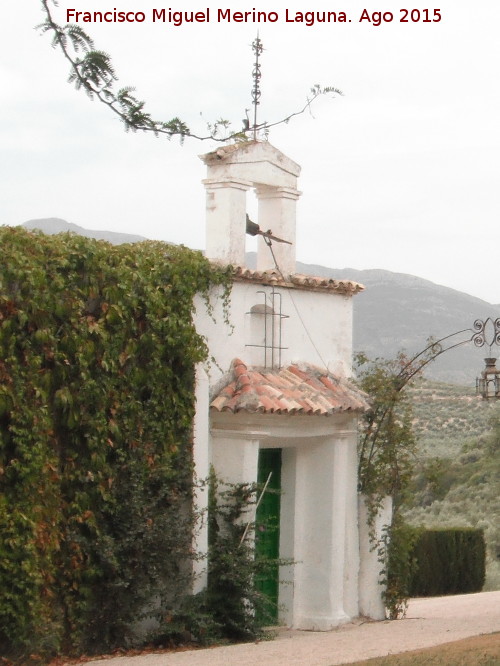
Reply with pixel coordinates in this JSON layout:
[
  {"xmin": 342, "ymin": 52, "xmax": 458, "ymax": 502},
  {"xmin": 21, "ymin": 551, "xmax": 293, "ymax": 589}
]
[{"xmin": 192, "ymin": 140, "xmax": 387, "ymax": 629}]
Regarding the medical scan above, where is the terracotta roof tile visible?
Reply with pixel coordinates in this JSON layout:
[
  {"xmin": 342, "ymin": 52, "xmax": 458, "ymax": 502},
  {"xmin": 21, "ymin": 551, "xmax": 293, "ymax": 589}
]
[
  {"xmin": 231, "ymin": 266, "xmax": 364, "ymax": 296},
  {"xmin": 210, "ymin": 359, "xmax": 370, "ymax": 417}
]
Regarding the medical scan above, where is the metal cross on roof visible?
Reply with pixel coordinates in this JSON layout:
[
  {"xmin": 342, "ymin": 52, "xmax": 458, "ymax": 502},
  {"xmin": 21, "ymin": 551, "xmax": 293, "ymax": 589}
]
[{"xmin": 251, "ymin": 35, "xmax": 263, "ymax": 140}]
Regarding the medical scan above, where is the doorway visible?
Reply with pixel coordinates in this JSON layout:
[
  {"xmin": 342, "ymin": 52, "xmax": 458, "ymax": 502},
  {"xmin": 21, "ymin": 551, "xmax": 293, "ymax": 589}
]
[{"xmin": 255, "ymin": 448, "xmax": 282, "ymax": 623}]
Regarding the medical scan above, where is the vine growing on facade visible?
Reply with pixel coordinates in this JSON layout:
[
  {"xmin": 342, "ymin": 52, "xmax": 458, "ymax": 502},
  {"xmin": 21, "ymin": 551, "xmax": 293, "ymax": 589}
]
[{"xmin": 0, "ymin": 227, "xmax": 231, "ymax": 662}]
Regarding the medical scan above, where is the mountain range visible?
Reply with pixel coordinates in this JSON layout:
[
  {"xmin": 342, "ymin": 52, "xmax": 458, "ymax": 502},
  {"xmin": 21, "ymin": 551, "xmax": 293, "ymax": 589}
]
[
  {"xmin": 22, "ymin": 218, "xmax": 147, "ymax": 246},
  {"xmin": 298, "ymin": 262, "xmax": 500, "ymax": 385},
  {"xmin": 17, "ymin": 218, "xmax": 500, "ymax": 386}
]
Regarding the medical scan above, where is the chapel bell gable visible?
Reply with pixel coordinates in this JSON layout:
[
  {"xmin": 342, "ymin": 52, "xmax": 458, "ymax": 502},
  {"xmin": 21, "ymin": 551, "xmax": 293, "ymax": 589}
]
[{"xmin": 200, "ymin": 141, "xmax": 301, "ymax": 275}]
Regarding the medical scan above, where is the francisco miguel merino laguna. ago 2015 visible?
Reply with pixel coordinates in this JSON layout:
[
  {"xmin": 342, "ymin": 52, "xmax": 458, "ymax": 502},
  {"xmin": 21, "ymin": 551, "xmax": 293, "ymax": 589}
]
[{"xmin": 64, "ymin": 8, "xmax": 442, "ymax": 27}]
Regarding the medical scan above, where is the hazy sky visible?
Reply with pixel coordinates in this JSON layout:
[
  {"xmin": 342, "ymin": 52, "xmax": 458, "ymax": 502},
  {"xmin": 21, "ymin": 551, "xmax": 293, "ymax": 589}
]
[{"xmin": 2, "ymin": 1, "xmax": 500, "ymax": 303}]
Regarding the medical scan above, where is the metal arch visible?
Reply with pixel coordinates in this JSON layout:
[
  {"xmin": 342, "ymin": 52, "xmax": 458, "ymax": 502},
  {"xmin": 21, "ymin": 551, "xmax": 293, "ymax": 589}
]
[{"xmin": 472, "ymin": 317, "xmax": 500, "ymax": 349}]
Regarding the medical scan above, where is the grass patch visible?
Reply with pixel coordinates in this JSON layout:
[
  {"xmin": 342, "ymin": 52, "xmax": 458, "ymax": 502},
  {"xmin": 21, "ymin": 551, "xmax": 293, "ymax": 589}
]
[{"xmin": 344, "ymin": 632, "xmax": 500, "ymax": 665}]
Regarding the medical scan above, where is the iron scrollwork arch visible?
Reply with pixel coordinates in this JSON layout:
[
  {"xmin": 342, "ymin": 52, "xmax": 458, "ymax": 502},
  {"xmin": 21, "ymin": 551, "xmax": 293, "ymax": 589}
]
[{"xmin": 472, "ymin": 317, "xmax": 500, "ymax": 348}]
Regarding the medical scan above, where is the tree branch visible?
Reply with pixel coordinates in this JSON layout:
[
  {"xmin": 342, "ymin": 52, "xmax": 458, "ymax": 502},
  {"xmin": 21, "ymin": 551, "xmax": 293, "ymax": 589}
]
[{"xmin": 38, "ymin": 0, "xmax": 342, "ymax": 143}]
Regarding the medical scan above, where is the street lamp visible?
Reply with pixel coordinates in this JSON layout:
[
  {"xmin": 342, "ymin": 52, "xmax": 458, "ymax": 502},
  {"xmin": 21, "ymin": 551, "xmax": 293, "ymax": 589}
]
[
  {"xmin": 473, "ymin": 318, "xmax": 500, "ymax": 399},
  {"xmin": 476, "ymin": 358, "xmax": 500, "ymax": 399}
]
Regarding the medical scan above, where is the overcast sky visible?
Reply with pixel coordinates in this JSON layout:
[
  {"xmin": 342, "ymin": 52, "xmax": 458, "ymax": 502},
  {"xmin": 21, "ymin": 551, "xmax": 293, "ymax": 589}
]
[{"xmin": 2, "ymin": 1, "xmax": 500, "ymax": 303}]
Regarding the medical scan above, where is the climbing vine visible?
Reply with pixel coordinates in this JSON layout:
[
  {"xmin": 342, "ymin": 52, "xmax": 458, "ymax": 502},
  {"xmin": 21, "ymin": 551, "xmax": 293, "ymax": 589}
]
[
  {"xmin": 356, "ymin": 352, "xmax": 419, "ymax": 502},
  {"xmin": 355, "ymin": 351, "xmax": 429, "ymax": 619},
  {"xmin": 0, "ymin": 227, "xmax": 231, "ymax": 662}
]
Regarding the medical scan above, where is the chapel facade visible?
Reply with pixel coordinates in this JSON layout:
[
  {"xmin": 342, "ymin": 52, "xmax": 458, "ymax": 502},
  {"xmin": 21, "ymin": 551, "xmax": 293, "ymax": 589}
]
[{"xmin": 192, "ymin": 140, "xmax": 387, "ymax": 629}]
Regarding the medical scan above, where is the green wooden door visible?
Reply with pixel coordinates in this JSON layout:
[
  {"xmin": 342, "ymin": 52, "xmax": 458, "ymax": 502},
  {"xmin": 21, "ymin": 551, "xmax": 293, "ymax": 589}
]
[{"xmin": 255, "ymin": 448, "xmax": 282, "ymax": 623}]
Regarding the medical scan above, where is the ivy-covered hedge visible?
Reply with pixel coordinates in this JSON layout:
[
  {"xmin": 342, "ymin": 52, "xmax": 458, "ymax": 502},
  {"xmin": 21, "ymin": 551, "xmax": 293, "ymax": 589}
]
[
  {"xmin": 409, "ymin": 528, "xmax": 486, "ymax": 597},
  {"xmin": 0, "ymin": 227, "xmax": 230, "ymax": 661}
]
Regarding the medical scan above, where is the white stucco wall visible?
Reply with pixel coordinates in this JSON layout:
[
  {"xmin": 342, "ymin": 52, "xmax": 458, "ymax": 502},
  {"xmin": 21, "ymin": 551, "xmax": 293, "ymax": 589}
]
[{"xmin": 194, "ymin": 280, "xmax": 354, "ymax": 383}]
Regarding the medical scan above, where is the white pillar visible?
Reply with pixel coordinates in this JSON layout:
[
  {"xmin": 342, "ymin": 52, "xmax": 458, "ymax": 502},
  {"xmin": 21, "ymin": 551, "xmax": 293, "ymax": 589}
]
[
  {"xmin": 278, "ymin": 447, "xmax": 297, "ymax": 627},
  {"xmin": 292, "ymin": 436, "xmax": 352, "ymax": 630},
  {"xmin": 211, "ymin": 431, "xmax": 261, "ymax": 486},
  {"xmin": 343, "ymin": 425, "xmax": 362, "ymax": 618},
  {"xmin": 329, "ymin": 436, "xmax": 350, "ymax": 624},
  {"xmin": 255, "ymin": 186, "xmax": 301, "ymax": 276},
  {"xmin": 358, "ymin": 494, "xmax": 393, "ymax": 619},
  {"xmin": 210, "ymin": 430, "xmax": 267, "ymax": 528},
  {"xmin": 203, "ymin": 178, "xmax": 252, "ymax": 266},
  {"xmin": 192, "ymin": 366, "xmax": 211, "ymax": 593}
]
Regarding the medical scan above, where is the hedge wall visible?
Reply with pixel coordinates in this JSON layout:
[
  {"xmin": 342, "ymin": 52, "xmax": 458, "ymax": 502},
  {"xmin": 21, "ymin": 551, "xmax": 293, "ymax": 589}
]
[
  {"xmin": 0, "ymin": 227, "xmax": 230, "ymax": 661},
  {"xmin": 409, "ymin": 528, "xmax": 486, "ymax": 597}
]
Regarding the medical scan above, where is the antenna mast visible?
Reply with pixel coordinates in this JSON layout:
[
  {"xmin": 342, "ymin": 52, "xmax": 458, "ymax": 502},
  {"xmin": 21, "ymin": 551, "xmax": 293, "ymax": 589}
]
[{"xmin": 251, "ymin": 35, "xmax": 263, "ymax": 140}]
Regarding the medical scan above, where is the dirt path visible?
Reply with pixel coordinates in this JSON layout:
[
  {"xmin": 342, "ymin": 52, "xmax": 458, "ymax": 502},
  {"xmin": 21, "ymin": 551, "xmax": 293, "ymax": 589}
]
[{"xmin": 84, "ymin": 591, "xmax": 500, "ymax": 666}]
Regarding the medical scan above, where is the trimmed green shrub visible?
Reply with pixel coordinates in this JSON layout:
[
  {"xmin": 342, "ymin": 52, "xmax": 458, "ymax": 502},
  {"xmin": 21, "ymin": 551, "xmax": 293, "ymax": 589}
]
[{"xmin": 410, "ymin": 528, "xmax": 486, "ymax": 597}]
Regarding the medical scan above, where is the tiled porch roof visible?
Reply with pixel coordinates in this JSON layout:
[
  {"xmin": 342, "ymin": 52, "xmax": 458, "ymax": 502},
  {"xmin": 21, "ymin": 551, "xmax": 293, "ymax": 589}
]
[{"xmin": 210, "ymin": 359, "xmax": 371, "ymax": 416}]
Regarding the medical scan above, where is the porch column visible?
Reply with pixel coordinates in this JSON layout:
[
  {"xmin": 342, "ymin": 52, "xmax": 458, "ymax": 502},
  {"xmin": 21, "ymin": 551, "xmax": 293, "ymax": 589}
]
[
  {"xmin": 358, "ymin": 495, "xmax": 393, "ymax": 619},
  {"xmin": 292, "ymin": 436, "xmax": 348, "ymax": 630},
  {"xmin": 292, "ymin": 431, "xmax": 358, "ymax": 630},
  {"xmin": 192, "ymin": 365, "xmax": 210, "ymax": 593},
  {"xmin": 329, "ymin": 435, "xmax": 351, "ymax": 624},
  {"xmin": 210, "ymin": 429, "xmax": 269, "ymax": 525},
  {"xmin": 343, "ymin": 423, "xmax": 362, "ymax": 618}
]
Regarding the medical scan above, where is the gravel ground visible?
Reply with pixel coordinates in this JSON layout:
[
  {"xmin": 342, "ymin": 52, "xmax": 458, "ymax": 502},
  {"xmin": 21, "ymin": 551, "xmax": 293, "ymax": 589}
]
[{"xmin": 83, "ymin": 591, "xmax": 500, "ymax": 666}]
